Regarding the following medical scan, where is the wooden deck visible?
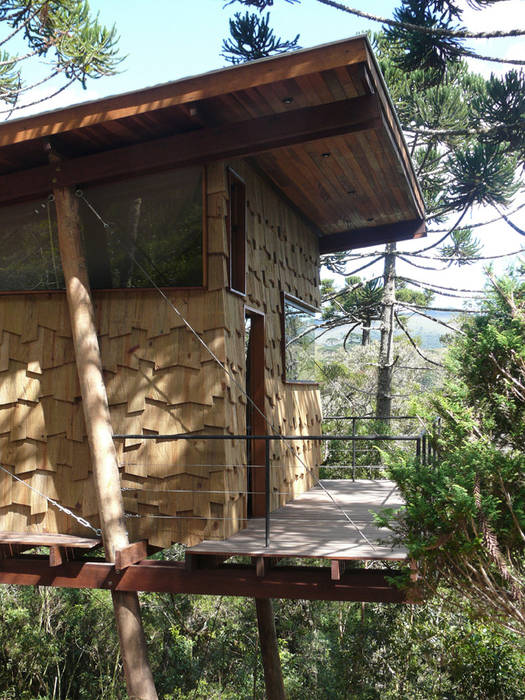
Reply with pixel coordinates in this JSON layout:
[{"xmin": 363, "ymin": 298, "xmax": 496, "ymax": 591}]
[{"xmin": 188, "ymin": 479, "xmax": 407, "ymax": 561}]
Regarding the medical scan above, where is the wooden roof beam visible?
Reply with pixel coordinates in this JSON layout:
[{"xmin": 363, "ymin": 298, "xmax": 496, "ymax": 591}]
[
  {"xmin": 0, "ymin": 94, "xmax": 380, "ymax": 207},
  {"xmin": 319, "ymin": 218, "xmax": 426, "ymax": 253}
]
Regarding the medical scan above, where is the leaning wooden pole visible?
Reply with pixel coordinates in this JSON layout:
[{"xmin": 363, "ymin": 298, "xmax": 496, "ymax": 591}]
[
  {"xmin": 51, "ymin": 169, "xmax": 158, "ymax": 700},
  {"xmin": 255, "ymin": 597, "xmax": 286, "ymax": 700}
]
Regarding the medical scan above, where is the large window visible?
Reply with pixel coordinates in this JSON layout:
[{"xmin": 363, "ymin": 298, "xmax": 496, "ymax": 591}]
[
  {"xmin": 282, "ymin": 294, "xmax": 321, "ymax": 383},
  {"xmin": 0, "ymin": 198, "xmax": 63, "ymax": 291},
  {"xmin": 0, "ymin": 167, "xmax": 204, "ymax": 292}
]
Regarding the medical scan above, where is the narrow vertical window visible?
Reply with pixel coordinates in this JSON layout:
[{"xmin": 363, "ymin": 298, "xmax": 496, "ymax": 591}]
[
  {"xmin": 227, "ymin": 169, "xmax": 246, "ymax": 295},
  {"xmin": 282, "ymin": 293, "xmax": 321, "ymax": 383}
]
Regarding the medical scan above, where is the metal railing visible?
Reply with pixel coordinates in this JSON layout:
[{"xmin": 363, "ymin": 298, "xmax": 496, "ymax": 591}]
[
  {"xmin": 114, "ymin": 421, "xmax": 438, "ymax": 548},
  {"xmin": 322, "ymin": 415, "xmax": 426, "ymax": 479}
]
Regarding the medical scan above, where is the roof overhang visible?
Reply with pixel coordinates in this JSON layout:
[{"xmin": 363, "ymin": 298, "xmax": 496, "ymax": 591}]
[{"xmin": 0, "ymin": 36, "xmax": 425, "ymax": 252}]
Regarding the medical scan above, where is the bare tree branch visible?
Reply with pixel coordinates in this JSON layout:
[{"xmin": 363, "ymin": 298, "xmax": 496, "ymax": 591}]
[
  {"xmin": 395, "ymin": 310, "xmax": 444, "ymax": 367},
  {"xmin": 315, "ymin": 0, "xmax": 525, "ymax": 40}
]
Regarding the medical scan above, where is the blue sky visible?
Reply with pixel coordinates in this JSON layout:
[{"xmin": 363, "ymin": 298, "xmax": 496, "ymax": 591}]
[{"xmin": 83, "ymin": 0, "xmax": 523, "ymax": 97}]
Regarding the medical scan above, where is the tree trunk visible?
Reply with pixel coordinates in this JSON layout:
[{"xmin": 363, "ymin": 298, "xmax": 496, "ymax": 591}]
[
  {"xmin": 255, "ymin": 598, "xmax": 286, "ymax": 700},
  {"xmin": 361, "ymin": 316, "xmax": 371, "ymax": 346},
  {"xmin": 52, "ymin": 179, "xmax": 157, "ymax": 700},
  {"xmin": 376, "ymin": 243, "xmax": 396, "ymax": 422}
]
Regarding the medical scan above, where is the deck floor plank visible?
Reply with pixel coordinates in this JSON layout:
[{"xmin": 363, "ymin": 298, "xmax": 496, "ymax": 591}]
[{"xmin": 188, "ymin": 479, "xmax": 407, "ymax": 561}]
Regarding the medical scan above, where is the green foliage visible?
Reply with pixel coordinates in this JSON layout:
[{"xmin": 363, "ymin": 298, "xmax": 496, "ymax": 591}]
[
  {"xmin": 384, "ymin": 0, "xmax": 465, "ymax": 78},
  {"xmin": 472, "ymin": 70, "xmax": 525, "ymax": 161},
  {"xmin": 2, "ymin": 583, "xmax": 524, "ymax": 698},
  {"xmin": 385, "ymin": 272, "xmax": 525, "ymax": 634},
  {"xmin": 1, "ymin": 1, "xmax": 121, "ymax": 108},
  {"xmin": 0, "ymin": 586, "xmax": 124, "ymax": 699},
  {"xmin": 396, "ymin": 279, "xmax": 434, "ymax": 306},
  {"xmin": 373, "ymin": 31, "xmax": 521, "ymax": 223},
  {"xmin": 221, "ymin": 11, "xmax": 300, "ymax": 64},
  {"xmin": 446, "ymin": 270, "xmax": 525, "ymax": 449},
  {"xmin": 444, "ymin": 142, "xmax": 519, "ymax": 210},
  {"xmin": 440, "ymin": 227, "xmax": 482, "ymax": 264}
]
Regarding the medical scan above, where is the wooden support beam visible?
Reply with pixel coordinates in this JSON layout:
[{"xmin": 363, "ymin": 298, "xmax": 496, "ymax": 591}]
[
  {"xmin": 185, "ymin": 553, "xmax": 228, "ymax": 571},
  {"xmin": 0, "ymin": 557, "xmax": 415, "ymax": 603},
  {"xmin": 255, "ymin": 556, "xmax": 270, "ymax": 578},
  {"xmin": 49, "ymin": 546, "xmax": 73, "ymax": 568},
  {"xmin": 115, "ymin": 540, "xmax": 148, "ymax": 572},
  {"xmin": 51, "ymin": 165, "xmax": 157, "ymax": 700},
  {"xmin": 330, "ymin": 559, "xmax": 349, "ymax": 581},
  {"xmin": 319, "ymin": 219, "xmax": 426, "ymax": 254},
  {"xmin": 255, "ymin": 598, "xmax": 286, "ymax": 700},
  {"xmin": 0, "ymin": 95, "xmax": 380, "ymax": 206}
]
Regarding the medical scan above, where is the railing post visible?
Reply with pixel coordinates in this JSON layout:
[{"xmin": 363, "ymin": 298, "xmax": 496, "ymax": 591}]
[
  {"xmin": 352, "ymin": 417, "xmax": 356, "ymax": 481},
  {"xmin": 265, "ymin": 438, "xmax": 271, "ymax": 548},
  {"xmin": 416, "ymin": 436, "xmax": 421, "ymax": 465}
]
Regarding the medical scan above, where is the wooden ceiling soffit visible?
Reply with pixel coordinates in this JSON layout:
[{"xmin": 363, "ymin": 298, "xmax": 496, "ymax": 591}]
[
  {"xmin": 0, "ymin": 94, "xmax": 381, "ymax": 206},
  {"xmin": 0, "ymin": 39, "xmax": 368, "ymax": 147},
  {"xmin": 319, "ymin": 218, "xmax": 427, "ymax": 253}
]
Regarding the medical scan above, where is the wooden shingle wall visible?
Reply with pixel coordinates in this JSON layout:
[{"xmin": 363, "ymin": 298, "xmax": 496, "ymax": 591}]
[
  {"xmin": 221, "ymin": 160, "xmax": 322, "ymax": 512},
  {"xmin": 0, "ymin": 160, "xmax": 321, "ymax": 547}
]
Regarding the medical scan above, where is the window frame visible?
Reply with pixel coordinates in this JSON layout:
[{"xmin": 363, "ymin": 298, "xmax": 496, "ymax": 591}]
[
  {"xmin": 281, "ymin": 291, "xmax": 321, "ymax": 386},
  {"xmin": 227, "ymin": 167, "xmax": 247, "ymax": 297}
]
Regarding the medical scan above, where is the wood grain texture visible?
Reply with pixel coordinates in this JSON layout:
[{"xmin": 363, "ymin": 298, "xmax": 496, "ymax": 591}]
[{"xmin": 0, "ymin": 159, "xmax": 321, "ymax": 550}]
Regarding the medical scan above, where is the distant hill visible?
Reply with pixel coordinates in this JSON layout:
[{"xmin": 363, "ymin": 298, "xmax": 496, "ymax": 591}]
[{"xmin": 320, "ymin": 310, "xmax": 461, "ymax": 350}]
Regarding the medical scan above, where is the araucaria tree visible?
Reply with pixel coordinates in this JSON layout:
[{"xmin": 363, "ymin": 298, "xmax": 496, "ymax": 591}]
[
  {"xmin": 0, "ymin": 0, "xmax": 120, "ymax": 116},
  {"xmin": 226, "ymin": 0, "xmax": 524, "ymax": 420}
]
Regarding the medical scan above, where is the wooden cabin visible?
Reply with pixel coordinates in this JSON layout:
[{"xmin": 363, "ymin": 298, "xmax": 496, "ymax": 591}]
[{"xmin": 0, "ymin": 36, "xmax": 425, "ymax": 557}]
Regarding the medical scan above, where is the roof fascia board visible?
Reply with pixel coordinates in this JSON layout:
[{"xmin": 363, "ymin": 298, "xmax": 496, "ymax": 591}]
[
  {"xmin": 319, "ymin": 218, "xmax": 426, "ymax": 253},
  {"xmin": 0, "ymin": 37, "xmax": 369, "ymax": 148}
]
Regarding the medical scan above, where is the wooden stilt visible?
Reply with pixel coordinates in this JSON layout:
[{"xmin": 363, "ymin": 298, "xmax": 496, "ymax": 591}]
[
  {"xmin": 51, "ymin": 172, "xmax": 157, "ymax": 700},
  {"xmin": 255, "ymin": 598, "xmax": 286, "ymax": 700}
]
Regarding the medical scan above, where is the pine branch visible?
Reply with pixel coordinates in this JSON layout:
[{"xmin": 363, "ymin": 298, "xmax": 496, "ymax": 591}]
[
  {"xmin": 0, "ymin": 4, "xmax": 41, "ymax": 49},
  {"xmin": 397, "ymin": 300, "xmax": 481, "ymax": 313},
  {"xmin": 396, "ymin": 278, "xmax": 483, "ymax": 301},
  {"xmin": 429, "ymin": 202, "xmax": 525, "ymax": 234},
  {"xmin": 0, "ymin": 68, "xmax": 60, "ymax": 100},
  {"xmin": 403, "ymin": 248, "xmax": 525, "ymax": 262},
  {"xmin": 396, "ymin": 276, "xmax": 485, "ymax": 296},
  {"xmin": 406, "ymin": 120, "xmax": 525, "ymax": 139},
  {"xmin": 490, "ymin": 199, "xmax": 525, "ymax": 237},
  {"xmin": 0, "ymin": 77, "xmax": 74, "ymax": 115},
  {"xmin": 315, "ymin": 0, "xmax": 525, "ymax": 39},
  {"xmin": 409, "ymin": 204, "xmax": 471, "ymax": 255},
  {"xmin": 395, "ymin": 310, "xmax": 445, "ymax": 367},
  {"xmin": 396, "ymin": 301, "xmax": 468, "ymax": 333},
  {"xmin": 456, "ymin": 46, "xmax": 525, "ymax": 66},
  {"xmin": 398, "ymin": 254, "xmax": 452, "ymax": 271}
]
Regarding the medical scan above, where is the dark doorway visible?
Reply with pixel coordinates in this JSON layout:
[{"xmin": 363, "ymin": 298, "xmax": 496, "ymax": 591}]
[{"xmin": 245, "ymin": 308, "xmax": 266, "ymax": 517}]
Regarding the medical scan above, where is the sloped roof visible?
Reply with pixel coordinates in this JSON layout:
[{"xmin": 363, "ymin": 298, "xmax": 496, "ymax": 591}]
[{"xmin": 0, "ymin": 36, "xmax": 425, "ymax": 251}]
